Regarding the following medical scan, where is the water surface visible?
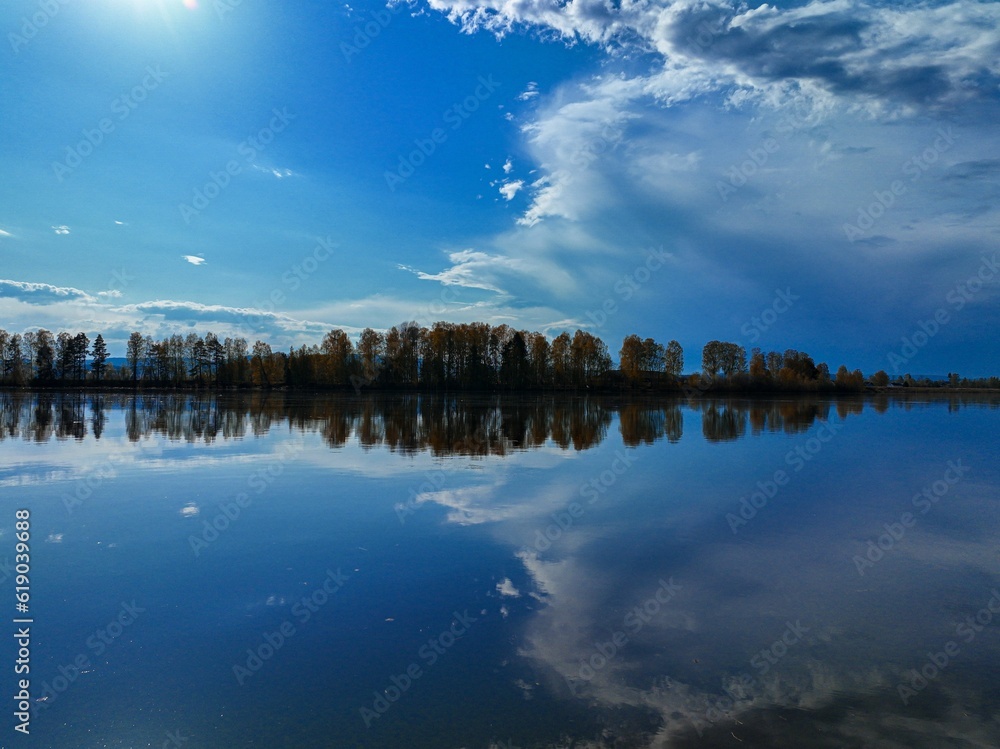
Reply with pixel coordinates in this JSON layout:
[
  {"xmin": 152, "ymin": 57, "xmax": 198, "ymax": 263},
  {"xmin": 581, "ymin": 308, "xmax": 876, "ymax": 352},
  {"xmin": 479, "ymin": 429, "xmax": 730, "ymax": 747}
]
[{"xmin": 1, "ymin": 392, "xmax": 998, "ymax": 748}]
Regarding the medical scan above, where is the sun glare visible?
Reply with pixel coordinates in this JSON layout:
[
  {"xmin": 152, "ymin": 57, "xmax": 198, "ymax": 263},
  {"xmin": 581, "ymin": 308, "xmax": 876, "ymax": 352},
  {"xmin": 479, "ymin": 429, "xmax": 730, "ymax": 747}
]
[{"xmin": 127, "ymin": 0, "xmax": 198, "ymax": 11}]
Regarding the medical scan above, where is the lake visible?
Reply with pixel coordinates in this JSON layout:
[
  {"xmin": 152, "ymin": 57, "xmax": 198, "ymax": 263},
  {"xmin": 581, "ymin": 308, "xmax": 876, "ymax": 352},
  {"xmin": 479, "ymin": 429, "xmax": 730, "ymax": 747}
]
[{"xmin": 1, "ymin": 391, "xmax": 998, "ymax": 748}]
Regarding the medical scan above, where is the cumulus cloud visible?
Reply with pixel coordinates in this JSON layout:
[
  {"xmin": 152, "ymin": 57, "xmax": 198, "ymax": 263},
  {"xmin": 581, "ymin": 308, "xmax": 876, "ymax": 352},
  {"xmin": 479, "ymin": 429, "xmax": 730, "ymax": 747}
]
[
  {"xmin": 499, "ymin": 179, "xmax": 525, "ymax": 200},
  {"xmin": 51, "ymin": 225, "xmax": 70, "ymax": 235},
  {"xmin": 496, "ymin": 577, "xmax": 521, "ymax": 597},
  {"xmin": 428, "ymin": 0, "xmax": 1000, "ymax": 114},
  {"xmin": 432, "ymin": 0, "xmax": 1000, "ymax": 236},
  {"xmin": 0, "ymin": 279, "xmax": 96, "ymax": 305},
  {"xmin": 182, "ymin": 255, "xmax": 207, "ymax": 266}
]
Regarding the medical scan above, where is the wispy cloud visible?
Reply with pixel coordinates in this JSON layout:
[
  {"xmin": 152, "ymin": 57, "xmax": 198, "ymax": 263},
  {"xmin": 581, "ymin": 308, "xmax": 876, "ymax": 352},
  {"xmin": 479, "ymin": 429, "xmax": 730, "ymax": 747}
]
[
  {"xmin": 182, "ymin": 255, "xmax": 207, "ymax": 266},
  {"xmin": 51, "ymin": 225, "xmax": 70, "ymax": 235},
  {"xmin": 400, "ymin": 249, "xmax": 525, "ymax": 294},
  {"xmin": 117, "ymin": 299, "xmax": 330, "ymax": 332},
  {"xmin": 251, "ymin": 165, "xmax": 296, "ymax": 179},
  {"xmin": 517, "ymin": 81, "xmax": 539, "ymax": 101}
]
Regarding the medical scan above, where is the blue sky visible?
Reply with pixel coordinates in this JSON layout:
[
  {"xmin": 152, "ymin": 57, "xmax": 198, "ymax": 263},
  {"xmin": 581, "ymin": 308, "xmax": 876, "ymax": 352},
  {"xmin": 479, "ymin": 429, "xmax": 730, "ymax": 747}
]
[{"xmin": 1, "ymin": 0, "xmax": 997, "ymax": 375}]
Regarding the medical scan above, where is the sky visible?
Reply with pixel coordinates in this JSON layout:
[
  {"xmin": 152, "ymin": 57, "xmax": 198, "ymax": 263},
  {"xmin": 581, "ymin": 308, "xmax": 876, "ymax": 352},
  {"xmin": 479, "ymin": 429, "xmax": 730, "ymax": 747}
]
[{"xmin": 0, "ymin": 0, "xmax": 998, "ymax": 376}]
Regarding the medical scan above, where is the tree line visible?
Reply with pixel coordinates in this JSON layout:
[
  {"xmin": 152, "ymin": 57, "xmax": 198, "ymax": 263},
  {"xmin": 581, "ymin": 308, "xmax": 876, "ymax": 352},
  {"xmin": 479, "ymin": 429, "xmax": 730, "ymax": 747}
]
[
  {"xmin": 0, "ymin": 323, "xmax": 995, "ymax": 391},
  {"xmin": 0, "ymin": 391, "xmax": 898, "ymax": 449}
]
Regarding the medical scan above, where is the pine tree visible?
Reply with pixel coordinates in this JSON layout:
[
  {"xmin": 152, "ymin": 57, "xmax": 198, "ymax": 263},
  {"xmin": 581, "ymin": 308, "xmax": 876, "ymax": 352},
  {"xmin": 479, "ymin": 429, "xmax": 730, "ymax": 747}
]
[{"xmin": 91, "ymin": 334, "xmax": 109, "ymax": 381}]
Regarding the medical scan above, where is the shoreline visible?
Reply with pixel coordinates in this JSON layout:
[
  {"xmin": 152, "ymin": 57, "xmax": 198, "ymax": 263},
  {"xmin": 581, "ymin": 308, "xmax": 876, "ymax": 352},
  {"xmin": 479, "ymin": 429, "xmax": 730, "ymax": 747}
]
[{"xmin": 1, "ymin": 384, "xmax": 998, "ymax": 396}]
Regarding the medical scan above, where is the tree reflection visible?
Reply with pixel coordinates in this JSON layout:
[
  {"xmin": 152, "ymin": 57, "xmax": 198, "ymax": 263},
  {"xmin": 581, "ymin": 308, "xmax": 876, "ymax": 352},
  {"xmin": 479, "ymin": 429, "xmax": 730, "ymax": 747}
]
[
  {"xmin": 700, "ymin": 401, "xmax": 747, "ymax": 442},
  {"xmin": 0, "ymin": 391, "xmax": 989, "ymax": 452},
  {"xmin": 619, "ymin": 403, "xmax": 683, "ymax": 446}
]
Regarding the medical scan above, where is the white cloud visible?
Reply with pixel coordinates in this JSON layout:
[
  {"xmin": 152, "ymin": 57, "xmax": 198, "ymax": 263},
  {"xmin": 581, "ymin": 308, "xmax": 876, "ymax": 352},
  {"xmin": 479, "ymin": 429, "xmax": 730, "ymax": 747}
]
[
  {"xmin": 182, "ymin": 255, "xmax": 207, "ymax": 266},
  {"xmin": 400, "ymin": 249, "xmax": 525, "ymax": 294},
  {"xmin": 503, "ymin": 157, "xmax": 514, "ymax": 174},
  {"xmin": 499, "ymin": 179, "xmax": 524, "ymax": 201},
  {"xmin": 51, "ymin": 225, "xmax": 70, "ymax": 235},
  {"xmin": 117, "ymin": 299, "xmax": 334, "ymax": 333},
  {"xmin": 427, "ymin": 0, "xmax": 1000, "ymax": 115},
  {"xmin": 496, "ymin": 577, "xmax": 521, "ymax": 597},
  {"xmin": 517, "ymin": 81, "xmax": 539, "ymax": 101},
  {"xmin": 0, "ymin": 279, "xmax": 96, "ymax": 304},
  {"xmin": 0, "ymin": 228, "xmax": 13, "ymax": 238},
  {"xmin": 513, "ymin": 77, "xmax": 641, "ymax": 225},
  {"xmin": 302, "ymin": 283, "xmax": 586, "ymax": 334},
  {"xmin": 251, "ymin": 164, "xmax": 296, "ymax": 179}
]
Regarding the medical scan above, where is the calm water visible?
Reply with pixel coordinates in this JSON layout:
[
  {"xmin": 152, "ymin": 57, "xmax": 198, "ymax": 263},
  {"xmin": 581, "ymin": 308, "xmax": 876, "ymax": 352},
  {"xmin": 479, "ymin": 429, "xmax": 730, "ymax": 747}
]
[{"xmin": 1, "ymin": 392, "xmax": 998, "ymax": 748}]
